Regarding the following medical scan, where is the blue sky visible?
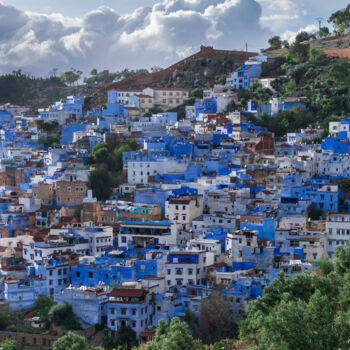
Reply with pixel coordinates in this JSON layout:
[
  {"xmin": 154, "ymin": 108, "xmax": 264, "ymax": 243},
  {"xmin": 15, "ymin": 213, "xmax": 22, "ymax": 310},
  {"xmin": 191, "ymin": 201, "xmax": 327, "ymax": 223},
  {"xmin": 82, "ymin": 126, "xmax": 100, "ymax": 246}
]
[{"xmin": 0, "ymin": 0, "xmax": 349, "ymax": 75}]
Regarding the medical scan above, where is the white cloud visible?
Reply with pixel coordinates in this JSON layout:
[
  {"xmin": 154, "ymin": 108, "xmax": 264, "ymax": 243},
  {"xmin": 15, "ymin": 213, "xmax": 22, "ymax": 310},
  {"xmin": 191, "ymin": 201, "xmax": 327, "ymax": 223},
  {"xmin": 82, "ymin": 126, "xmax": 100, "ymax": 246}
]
[
  {"xmin": 281, "ymin": 24, "xmax": 318, "ymax": 43},
  {"xmin": 0, "ymin": 0, "xmax": 271, "ymax": 76}
]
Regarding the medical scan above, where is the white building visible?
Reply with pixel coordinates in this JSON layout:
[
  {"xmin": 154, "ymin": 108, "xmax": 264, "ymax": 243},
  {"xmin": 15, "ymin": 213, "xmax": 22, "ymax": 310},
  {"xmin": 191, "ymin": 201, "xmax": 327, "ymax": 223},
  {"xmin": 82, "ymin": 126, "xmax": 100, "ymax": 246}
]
[
  {"xmin": 317, "ymin": 152, "xmax": 350, "ymax": 177},
  {"xmin": 127, "ymin": 158, "xmax": 190, "ymax": 184},
  {"xmin": 165, "ymin": 195, "xmax": 203, "ymax": 244},
  {"xmin": 165, "ymin": 250, "xmax": 213, "ymax": 290},
  {"xmin": 23, "ymin": 237, "xmax": 90, "ymax": 263},
  {"xmin": 325, "ymin": 213, "xmax": 350, "ymax": 258},
  {"xmin": 225, "ymin": 229, "xmax": 259, "ymax": 259},
  {"xmin": 54, "ymin": 285, "xmax": 109, "ymax": 327}
]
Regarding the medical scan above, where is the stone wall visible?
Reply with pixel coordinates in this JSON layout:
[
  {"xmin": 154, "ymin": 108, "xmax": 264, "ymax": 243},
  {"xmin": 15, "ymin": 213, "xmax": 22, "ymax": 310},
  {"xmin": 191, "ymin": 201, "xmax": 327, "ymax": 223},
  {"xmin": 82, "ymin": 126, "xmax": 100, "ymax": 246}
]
[{"xmin": 0, "ymin": 326, "xmax": 96, "ymax": 350}]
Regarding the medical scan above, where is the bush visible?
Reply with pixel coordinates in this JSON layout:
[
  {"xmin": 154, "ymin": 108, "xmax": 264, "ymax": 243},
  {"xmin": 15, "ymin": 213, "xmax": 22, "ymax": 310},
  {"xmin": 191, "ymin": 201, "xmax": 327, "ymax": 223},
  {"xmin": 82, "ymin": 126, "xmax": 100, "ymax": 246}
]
[
  {"xmin": 0, "ymin": 314, "xmax": 11, "ymax": 330},
  {"xmin": 0, "ymin": 338, "xmax": 19, "ymax": 350},
  {"xmin": 48, "ymin": 303, "xmax": 81, "ymax": 330},
  {"xmin": 34, "ymin": 295, "xmax": 53, "ymax": 318}
]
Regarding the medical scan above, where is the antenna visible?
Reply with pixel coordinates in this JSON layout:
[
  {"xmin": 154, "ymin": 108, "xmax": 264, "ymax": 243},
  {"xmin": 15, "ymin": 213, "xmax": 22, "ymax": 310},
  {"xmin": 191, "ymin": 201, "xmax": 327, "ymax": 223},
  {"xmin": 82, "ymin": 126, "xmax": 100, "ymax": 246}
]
[{"xmin": 316, "ymin": 17, "xmax": 324, "ymax": 30}]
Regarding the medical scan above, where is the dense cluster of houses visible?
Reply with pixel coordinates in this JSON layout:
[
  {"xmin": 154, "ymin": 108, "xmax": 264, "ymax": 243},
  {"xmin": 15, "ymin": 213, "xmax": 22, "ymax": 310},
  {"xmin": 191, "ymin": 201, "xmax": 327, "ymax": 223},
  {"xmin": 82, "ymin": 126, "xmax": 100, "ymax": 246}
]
[{"xmin": 0, "ymin": 53, "xmax": 348, "ymax": 341}]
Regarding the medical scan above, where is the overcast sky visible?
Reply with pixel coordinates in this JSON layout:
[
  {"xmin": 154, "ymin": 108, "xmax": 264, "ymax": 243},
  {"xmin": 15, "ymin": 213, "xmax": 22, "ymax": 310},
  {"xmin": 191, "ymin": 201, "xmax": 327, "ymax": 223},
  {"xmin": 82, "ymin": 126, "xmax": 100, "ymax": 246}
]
[{"xmin": 0, "ymin": 0, "xmax": 348, "ymax": 76}]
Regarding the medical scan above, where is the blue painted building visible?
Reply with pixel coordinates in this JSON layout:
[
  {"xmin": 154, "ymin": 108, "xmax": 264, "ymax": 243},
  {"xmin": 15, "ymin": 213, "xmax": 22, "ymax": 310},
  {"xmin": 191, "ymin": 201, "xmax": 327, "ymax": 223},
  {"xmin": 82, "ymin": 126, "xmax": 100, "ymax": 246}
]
[{"xmin": 60, "ymin": 123, "xmax": 87, "ymax": 145}]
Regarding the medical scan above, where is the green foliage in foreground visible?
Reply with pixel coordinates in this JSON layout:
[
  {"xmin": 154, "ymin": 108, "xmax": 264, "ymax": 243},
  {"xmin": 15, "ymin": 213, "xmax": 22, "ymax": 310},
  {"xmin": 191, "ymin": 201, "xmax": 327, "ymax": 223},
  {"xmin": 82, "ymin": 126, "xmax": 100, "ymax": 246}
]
[
  {"xmin": 48, "ymin": 303, "xmax": 82, "ymax": 330},
  {"xmin": 0, "ymin": 338, "xmax": 19, "ymax": 350},
  {"xmin": 240, "ymin": 243, "xmax": 350, "ymax": 350},
  {"xmin": 53, "ymin": 332, "xmax": 103, "ymax": 350},
  {"xmin": 146, "ymin": 317, "xmax": 204, "ymax": 350},
  {"xmin": 34, "ymin": 295, "xmax": 54, "ymax": 318}
]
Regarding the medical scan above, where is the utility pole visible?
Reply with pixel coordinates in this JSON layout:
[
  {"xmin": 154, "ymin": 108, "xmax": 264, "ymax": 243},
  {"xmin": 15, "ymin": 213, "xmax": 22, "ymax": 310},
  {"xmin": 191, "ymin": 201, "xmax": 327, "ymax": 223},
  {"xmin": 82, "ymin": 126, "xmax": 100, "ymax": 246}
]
[
  {"xmin": 316, "ymin": 17, "xmax": 324, "ymax": 30},
  {"xmin": 245, "ymin": 42, "xmax": 248, "ymax": 52}
]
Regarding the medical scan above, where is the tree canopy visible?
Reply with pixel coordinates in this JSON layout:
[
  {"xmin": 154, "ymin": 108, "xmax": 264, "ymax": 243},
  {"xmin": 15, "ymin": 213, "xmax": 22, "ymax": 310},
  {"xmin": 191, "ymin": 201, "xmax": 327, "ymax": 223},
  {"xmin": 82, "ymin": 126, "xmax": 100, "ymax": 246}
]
[
  {"xmin": 328, "ymin": 61, "xmax": 350, "ymax": 91},
  {"xmin": 268, "ymin": 36, "xmax": 282, "ymax": 50},
  {"xmin": 240, "ymin": 243, "xmax": 350, "ymax": 350},
  {"xmin": 0, "ymin": 338, "xmax": 19, "ymax": 350},
  {"xmin": 53, "ymin": 332, "xmax": 102, "ymax": 350},
  {"xmin": 329, "ymin": 5, "xmax": 350, "ymax": 34},
  {"xmin": 146, "ymin": 317, "xmax": 204, "ymax": 350},
  {"xmin": 34, "ymin": 295, "xmax": 54, "ymax": 318},
  {"xmin": 88, "ymin": 139, "xmax": 139, "ymax": 200}
]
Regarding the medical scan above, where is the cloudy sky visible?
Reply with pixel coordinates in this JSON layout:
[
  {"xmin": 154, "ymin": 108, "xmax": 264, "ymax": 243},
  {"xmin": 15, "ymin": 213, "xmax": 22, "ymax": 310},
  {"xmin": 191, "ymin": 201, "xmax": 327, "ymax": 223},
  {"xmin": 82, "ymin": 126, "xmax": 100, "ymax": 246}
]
[{"xmin": 0, "ymin": 0, "xmax": 348, "ymax": 76}]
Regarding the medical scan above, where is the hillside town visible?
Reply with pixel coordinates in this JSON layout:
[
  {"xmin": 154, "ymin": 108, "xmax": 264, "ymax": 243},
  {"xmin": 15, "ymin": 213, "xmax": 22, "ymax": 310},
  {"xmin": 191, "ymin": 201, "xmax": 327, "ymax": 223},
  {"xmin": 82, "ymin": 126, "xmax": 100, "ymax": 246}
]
[
  {"xmin": 1, "ymin": 1, "xmax": 350, "ymax": 347},
  {"xmin": 0, "ymin": 42, "xmax": 349, "ymax": 348}
]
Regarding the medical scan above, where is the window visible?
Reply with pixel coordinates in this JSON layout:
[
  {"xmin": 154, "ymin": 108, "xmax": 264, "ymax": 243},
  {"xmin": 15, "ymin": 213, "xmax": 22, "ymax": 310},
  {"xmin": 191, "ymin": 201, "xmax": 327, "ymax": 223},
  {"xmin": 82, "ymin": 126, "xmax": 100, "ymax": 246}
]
[
  {"xmin": 121, "ymin": 308, "xmax": 127, "ymax": 315},
  {"xmin": 110, "ymin": 308, "xmax": 115, "ymax": 314},
  {"xmin": 132, "ymin": 308, "xmax": 136, "ymax": 315}
]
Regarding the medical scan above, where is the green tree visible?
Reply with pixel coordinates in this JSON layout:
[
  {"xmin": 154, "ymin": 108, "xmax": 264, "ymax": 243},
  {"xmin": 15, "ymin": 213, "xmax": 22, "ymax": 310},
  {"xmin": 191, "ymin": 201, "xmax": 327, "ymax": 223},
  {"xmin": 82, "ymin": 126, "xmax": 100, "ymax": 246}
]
[
  {"xmin": 239, "ymin": 271, "xmax": 347, "ymax": 349},
  {"xmin": 40, "ymin": 121, "xmax": 59, "ymax": 134},
  {"xmin": 329, "ymin": 5, "xmax": 350, "ymax": 34},
  {"xmin": 309, "ymin": 46, "xmax": 326, "ymax": 62},
  {"xmin": 283, "ymin": 79, "xmax": 297, "ymax": 95},
  {"xmin": 88, "ymin": 166, "xmax": 114, "ymax": 201},
  {"xmin": 0, "ymin": 338, "xmax": 19, "ymax": 350},
  {"xmin": 319, "ymin": 26, "xmax": 330, "ymax": 38},
  {"xmin": 251, "ymin": 82, "xmax": 273, "ymax": 104},
  {"xmin": 307, "ymin": 204, "xmax": 323, "ymax": 220},
  {"xmin": 53, "ymin": 332, "xmax": 89, "ymax": 350},
  {"xmin": 237, "ymin": 89, "xmax": 253, "ymax": 109},
  {"xmin": 92, "ymin": 141, "xmax": 110, "ymax": 155},
  {"xmin": 328, "ymin": 62, "xmax": 350, "ymax": 91},
  {"xmin": 146, "ymin": 318, "xmax": 204, "ymax": 350},
  {"xmin": 0, "ymin": 314, "xmax": 10, "ymax": 330},
  {"xmin": 60, "ymin": 68, "xmax": 82, "ymax": 86},
  {"xmin": 48, "ymin": 303, "xmax": 70, "ymax": 325},
  {"xmin": 46, "ymin": 133, "xmax": 60, "ymax": 147},
  {"xmin": 48, "ymin": 303, "xmax": 81, "ymax": 330},
  {"xmin": 268, "ymin": 36, "xmax": 282, "ymax": 50},
  {"xmin": 282, "ymin": 40, "xmax": 290, "ymax": 49},
  {"xmin": 34, "ymin": 295, "xmax": 54, "ymax": 318},
  {"xmin": 225, "ymin": 99, "xmax": 236, "ymax": 113},
  {"xmin": 317, "ymin": 257, "xmax": 334, "ymax": 276},
  {"xmin": 287, "ymin": 42, "xmax": 309, "ymax": 63},
  {"xmin": 270, "ymin": 77, "xmax": 289, "ymax": 95},
  {"xmin": 295, "ymin": 31, "xmax": 311, "ymax": 43},
  {"xmin": 116, "ymin": 325, "xmax": 136, "ymax": 347},
  {"xmin": 190, "ymin": 87, "xmax": 204, "ymax": 99}
]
